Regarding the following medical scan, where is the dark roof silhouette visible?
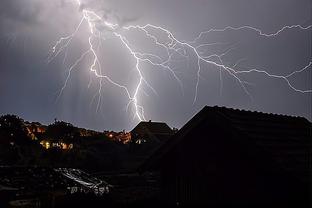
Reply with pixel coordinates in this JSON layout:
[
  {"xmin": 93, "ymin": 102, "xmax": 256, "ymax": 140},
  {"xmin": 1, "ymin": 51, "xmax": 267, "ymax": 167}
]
[
  {"xmin": 132, "ymin": 121, "xmax": 173, "ymax": 135},
  {"xmin": 131, "ymin": 121, "xmax": 174, "ymax": 143},
  {"xmin": 140, "ymin": 106, "xmax": 312, "ymax": 182}
]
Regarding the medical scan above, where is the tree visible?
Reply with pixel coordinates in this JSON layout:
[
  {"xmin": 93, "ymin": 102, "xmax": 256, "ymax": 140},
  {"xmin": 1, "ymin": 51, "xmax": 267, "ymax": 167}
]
[
  {"xmin": 0, "ymin": 114, "xmax": 29, "ymax": 145},
  {"xmin": 45, "ymin": 121, "xmax": 79, "ymax": 142},
  {"xmin": 0, "ymin": 115, "xmax": 32, "ymax": 165}
]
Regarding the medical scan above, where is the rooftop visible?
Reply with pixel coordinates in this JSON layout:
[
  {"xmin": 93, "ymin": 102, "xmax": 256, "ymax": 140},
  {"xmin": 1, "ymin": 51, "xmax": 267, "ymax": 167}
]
[{"xmin": 140, "ymin": 106, "xmax": 312, "ymax": 182}]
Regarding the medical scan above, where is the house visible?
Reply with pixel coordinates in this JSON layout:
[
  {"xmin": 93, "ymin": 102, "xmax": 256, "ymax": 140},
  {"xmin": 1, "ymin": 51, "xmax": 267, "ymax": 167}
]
[
  {"xmin": 127, "ymin": 121, "xmax": 175, "ymax": 171},
  {"xmin": 25, "ymin": 122, "xmax": 47, "ymax": 134},
  {"xmin": 25, "ymin": 122, "xmax": 47, "ymax": 141},
  {"xmin": 131, "ymin": 121, "xmax": 175, "ymax": 145},
  {"xmin": 139, "ymin": 106, "xmax": 312, "ymax": 207}
]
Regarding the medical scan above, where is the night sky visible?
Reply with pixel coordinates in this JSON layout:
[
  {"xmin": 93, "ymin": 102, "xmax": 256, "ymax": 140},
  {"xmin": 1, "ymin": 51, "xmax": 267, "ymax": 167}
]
[{"xmin": 0, "ymin": 0, "xmax": 311, "ymax": 131}]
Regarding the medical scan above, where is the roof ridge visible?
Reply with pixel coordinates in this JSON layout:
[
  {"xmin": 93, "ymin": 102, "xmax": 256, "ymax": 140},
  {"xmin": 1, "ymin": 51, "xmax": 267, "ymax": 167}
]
[{"xmin": 206, "ymin": 106, "xmax": 310, "ymax": 123}]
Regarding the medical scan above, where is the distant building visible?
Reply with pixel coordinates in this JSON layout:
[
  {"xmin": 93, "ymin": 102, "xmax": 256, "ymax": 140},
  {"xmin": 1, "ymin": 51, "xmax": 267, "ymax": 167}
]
[
  {"xmin": 79, "ymin": 128, "xmax": 101, "ymax": 137},
  {"xmin": 127, "ymin": 121, "xmax": 176, "ymax": 170},
  {"xmin": 131, "ymin": 121, "xmax": 175, "ymax": 145},
  {"xmin": 24, "ymin": 122, "xmax": 47, "ymax": 141},
  {"xmin": 104, "ymin": 130, "xmax": 131, "ymax": 144},
  {"xmin": 25, "ymin": 122, "xmax": 47, "ymax": 134},
  {"xmin": 140, "ymin": 106, "xmax": 312, "ymax": 207},
  {"xmin": 39, "ymin": 140, "xmax": 73, "ymax": 150}
]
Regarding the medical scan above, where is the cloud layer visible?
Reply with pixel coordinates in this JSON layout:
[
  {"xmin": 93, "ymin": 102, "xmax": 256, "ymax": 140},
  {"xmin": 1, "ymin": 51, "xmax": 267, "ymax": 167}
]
[{"xmin": 0, "ymin": 0, "xmax": 311, "ymax": 130}]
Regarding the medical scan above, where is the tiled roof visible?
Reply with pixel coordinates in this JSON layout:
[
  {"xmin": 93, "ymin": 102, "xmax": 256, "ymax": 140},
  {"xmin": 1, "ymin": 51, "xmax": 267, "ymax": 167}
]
[
  {"xmin": 132, "ymin": 121, "xmax": 174, "ymax": 135},
  {"xmin": 140, "ymin": 106, "xmax": 312, "ymax": 182},
  {"xmin": 214, "ymin": 107, "xmax": 311, "ymax": 181}
]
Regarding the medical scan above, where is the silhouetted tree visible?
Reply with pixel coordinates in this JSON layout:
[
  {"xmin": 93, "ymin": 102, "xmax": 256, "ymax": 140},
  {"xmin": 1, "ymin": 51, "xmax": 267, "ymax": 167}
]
[
  {"xmin": 0, "ymin": 114, "xmax": 29, "ymax": 145},
  {"xmin": 0, "ymin": 115, "xmax": 34, "ymax": 165},
  {"xmin": 45, "ymin": 121, "xmax": 79, "ymax": 142}
]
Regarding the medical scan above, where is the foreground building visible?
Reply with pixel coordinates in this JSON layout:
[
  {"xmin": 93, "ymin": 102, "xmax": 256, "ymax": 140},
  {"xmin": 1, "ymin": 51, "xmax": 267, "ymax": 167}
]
[{"xmin": 140, "ymin": 106, "xmax": 312, "ymax": 207}]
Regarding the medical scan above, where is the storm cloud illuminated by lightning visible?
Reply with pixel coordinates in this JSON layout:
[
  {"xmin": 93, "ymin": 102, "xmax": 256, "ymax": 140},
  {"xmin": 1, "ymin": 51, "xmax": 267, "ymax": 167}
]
[
  {"xmin": 0, "ymin": 0, "xmax": 310, "ymax": 130},
  {"xmin": 48, "ymin": 0, "xmax": 312, "ymax": 122}
]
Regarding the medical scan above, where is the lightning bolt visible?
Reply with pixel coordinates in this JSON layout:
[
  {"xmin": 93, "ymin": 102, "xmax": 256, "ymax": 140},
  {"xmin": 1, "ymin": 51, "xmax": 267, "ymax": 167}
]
[{"xmin": 49, "ymin": 0, "xmax": 312, "ymax": 121}]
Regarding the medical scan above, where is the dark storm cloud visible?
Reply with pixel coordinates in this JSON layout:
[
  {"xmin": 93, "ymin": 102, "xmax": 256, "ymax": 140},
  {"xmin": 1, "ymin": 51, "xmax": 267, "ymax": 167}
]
[
  {"xmin": 0, "ymin": 0, "xmax": 39, "ymax": 24},
  {"xmin": 0, "ymin": 0, "xmax": 311, "ymax": 131}
]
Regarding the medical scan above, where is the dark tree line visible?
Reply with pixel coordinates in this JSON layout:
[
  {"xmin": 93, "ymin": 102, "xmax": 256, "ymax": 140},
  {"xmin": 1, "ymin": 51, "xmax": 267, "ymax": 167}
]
[
  {"xmin": 45, "ymin": 121, "xmax": 80, "ymax": 143},
  {"xmin": 0, "ymin": 114, "xmax": 154, "ymax": 172},
  {"xmin": 0, "ymin": 114, "xmax": 29, "ymax": 145},
  {"xmin": 0, "ymin": 115, "xmax": 41, "ymax": 165}
]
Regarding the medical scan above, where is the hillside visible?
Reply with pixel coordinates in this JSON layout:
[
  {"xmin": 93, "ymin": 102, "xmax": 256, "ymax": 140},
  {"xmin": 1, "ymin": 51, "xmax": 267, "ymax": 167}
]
[{"xmin": 0, "ymin": 114, "xmax": 139, "ymax": 172}]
